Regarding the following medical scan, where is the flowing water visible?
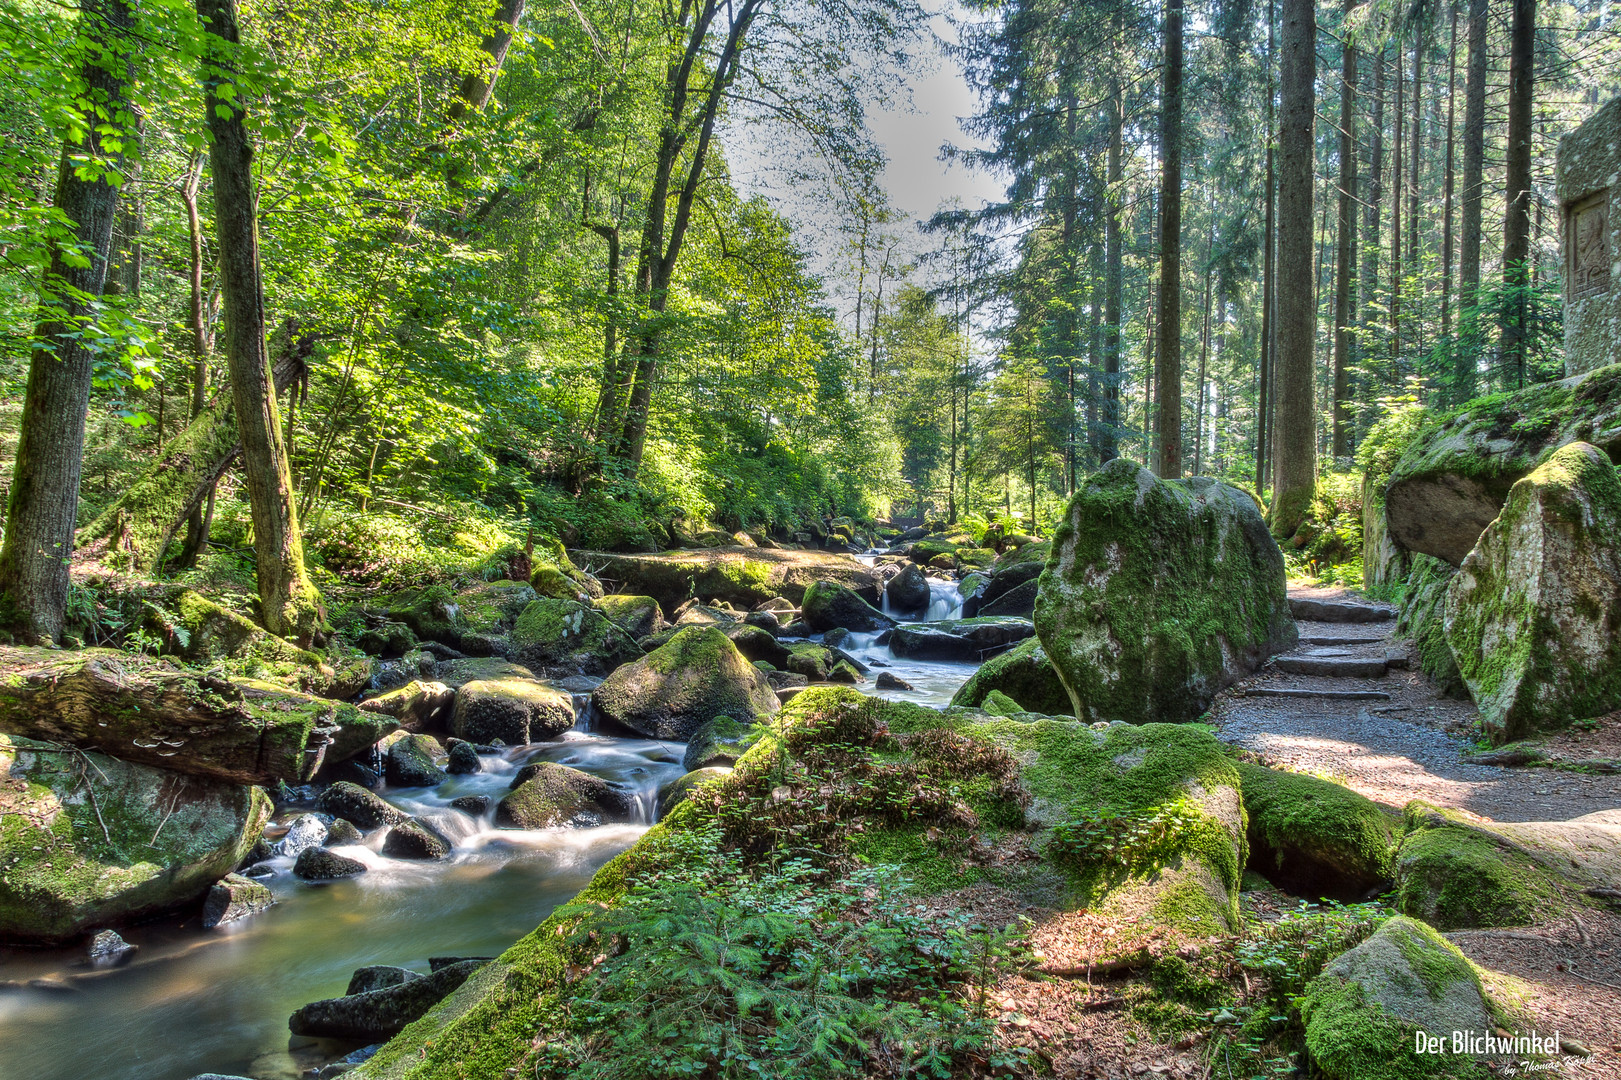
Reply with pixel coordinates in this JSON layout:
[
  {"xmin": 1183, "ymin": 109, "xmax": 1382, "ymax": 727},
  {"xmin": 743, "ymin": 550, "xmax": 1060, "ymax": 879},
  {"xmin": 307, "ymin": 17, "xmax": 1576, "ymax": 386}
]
[{"xmin": 0, "ymin": 565, "xmax": 984, "ymax": 1080}]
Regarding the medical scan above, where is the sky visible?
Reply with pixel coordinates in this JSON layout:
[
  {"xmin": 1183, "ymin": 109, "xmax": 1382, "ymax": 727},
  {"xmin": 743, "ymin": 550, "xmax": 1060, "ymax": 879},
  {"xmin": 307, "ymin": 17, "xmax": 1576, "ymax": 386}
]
[{"xmin": 725, "ymin": 4, "xmax": 1006, "ymax": 320}]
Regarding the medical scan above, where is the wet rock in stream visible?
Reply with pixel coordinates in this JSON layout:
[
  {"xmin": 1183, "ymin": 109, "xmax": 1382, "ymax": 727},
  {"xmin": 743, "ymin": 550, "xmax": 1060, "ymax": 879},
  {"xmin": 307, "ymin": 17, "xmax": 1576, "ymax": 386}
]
[
  {"xmin": 202, "ymin": 873, "xmax": 275, "ymax": 928},
  {"xmin": 316, "ymin": 781, "xmax": 408, "ymax": 830},
  {"xmin": 288, "ymin": 959, "xmax": 488, "ymax": 1040},
  {"xmin": 293, "ymin": 848, "xmax": 368, "ymax": 880},
  {"xmin": 381, "ymin": 818, "xmax": 452, "ymax": 860}
]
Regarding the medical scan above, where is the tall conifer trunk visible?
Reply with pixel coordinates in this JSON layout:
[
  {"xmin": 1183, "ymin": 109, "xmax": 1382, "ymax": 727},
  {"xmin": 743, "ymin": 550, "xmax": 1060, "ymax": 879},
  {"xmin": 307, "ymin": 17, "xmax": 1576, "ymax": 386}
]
[
  {"xmin": 1457, "ymin": 0, "xmax": 1487, "ymax": 401},
  {"xmin": 1500, "ymin": 0, "xmax": 1536, "ymax": 385},
  {"xmin": 1332, "ymin": 0, "xmax": 1357, "ymax": 460},
  {"xmin": 0, "ymin": 0, "xmax": 133, "ymax": 644},
  {"xmin": 1154, "ymin": 0, "xmax": 1184, "ymax": 479},
  {"xmin": 1273, "ymin": 0, "xmax": 1317, "ymax": 533}
]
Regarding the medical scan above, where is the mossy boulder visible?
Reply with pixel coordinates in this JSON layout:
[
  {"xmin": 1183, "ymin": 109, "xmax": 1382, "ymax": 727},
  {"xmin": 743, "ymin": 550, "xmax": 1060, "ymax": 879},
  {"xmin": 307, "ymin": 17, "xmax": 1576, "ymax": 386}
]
[
  {"xmin": 0, "ymin": 734, "xmax": 271, "ymax": 944},
  {"xmin": 948, "ymin": 637, "xmax": 1070, "ymax": 715},
  {"xmin": 656, "ymin": 766, "xmax": 731, "ymax": 817},
  {"xmin": 1383, "ymin": 364, "xmax": 1621, "ymax": 565},
  {"xmin": 382, "ymin": 818, "xmax": 452, "ymax": 860},
  {"xmin": 360, "ymin": 680, "xmax": 455, "ymax": 733},
  {"xmin": 508, "ymin": 599, "xmax": 640, "ymax": 675},
  {"xmin": 885, "ymin": 563, "xmax": 930, "ymax": 615},
  {"xmin": 1393, "ymin": 555, "xmax": 1467, "ymax": 696},
  {"xmin": 908, "ymin": 537, "xmax": 962, "ymax": 565},
  {"xmin": 1394, "ymin": 802, "xmax": 1590, "ymax": 929},
  {"xmin": 1443, "ymin": 442, "xmax": 1621, "ymax": 741},
  {"xmin": 450, "ymin": 680, "xmax": 574, "ymax": 746},
  {"xmin": 979, "ymin": 690, "xmax": 1022, "ymax": 716},
  {"xmin": 720, "ymin": 623, "xmax": 791, "ymax": 668},
  {"xmin": 343, "ymin": 691, "xmax": 1248, "ymax": 1079},
  {"xmin": 290, "ymin": 958, "xmax": 487, "ymax": 1040},
  {"xmin": 681, "ymin": 715, "xmax": 761, "ymax": 772},
  {"xmin": 495, "ymin": 763, "xmax": 625, "ymax": 828},
  {"xmin": 577, "ymin": 548, "xmax": 881, "ymax": 612},
  {"xmin": 594, "ymin": 594, "xmax": 665, "ymax": 640},
  {"xmin": 384, "ymin": 582, "xmax": 536, "ymax": 655},
  {"xmin": 783, "ymin": 642, "xmax": 834, "ymax": 681},
  {"xmin": 202, "ymin": 872, "xmax": 274, "ymax": 928},
  {"xmin": 528, "ymin": 561, "xmax": 590, "ymax": 603},
  {"xmin": 357, "ymin": 620, "xmax": 416, "ymax": 658},
  {"xmin": 316, "ymin": 781, "xmax": 408, "ymax": 830},
  {"xmin": 800, "ymin": 579, "xmax": 896, "ymax": 633},
  {"xmin": 433, "ymin": 657, "xmax": 535, "ymax": 690},
  {"xmin": 1236, "ymin": 762, "xmax": 1398, "ymax": 900},
  {"xmin": 888, "ymin": 617, "xmax": 1035, "ymax": 662},
  {"xmin": 1034, "ymin": 459, "xmax": 1297, "ymax": 725},
  {"xmin": 1300, "ymin": 916, "xmax": 1495, "ymax": 1080},
  {"xmin": 384, "ymin": 734, "xmax": 445, "ymax": 788},
  {"xmin": 592, "ymin": 627, "xmax": 780, "ymax": 740}
]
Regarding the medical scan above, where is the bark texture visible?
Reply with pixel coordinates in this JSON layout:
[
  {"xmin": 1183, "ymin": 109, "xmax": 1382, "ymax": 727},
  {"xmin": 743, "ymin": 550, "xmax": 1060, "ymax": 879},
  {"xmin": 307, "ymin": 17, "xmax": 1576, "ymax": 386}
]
[
  {"xmin": 0, "ymin": 0, "xmax": 134, "ymax": 644},
  {"xmin": 1273, "ymin": 0, "xmax": 1318, "ymax": 533},
  {"xmin": 1154, "ymin": 0, "xmax": 1184, "ymax": 479},
  {"xmin": 1457, "ymin": 0, "xmax": 1487, "ymax": 401},
  {"xmin": 197, "ymin": 0, "xmax": 323, "ymax": 643}
]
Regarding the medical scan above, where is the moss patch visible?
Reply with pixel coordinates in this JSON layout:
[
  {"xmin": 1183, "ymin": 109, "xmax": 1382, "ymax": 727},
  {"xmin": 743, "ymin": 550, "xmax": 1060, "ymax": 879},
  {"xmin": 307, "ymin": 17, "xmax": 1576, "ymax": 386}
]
[
  {"xmin": 1395, "ymin": 803, "xmax": 1579, "ymax": 929},
  {"xmin": 1237, "ymin": 762, "xmax": 1398, "ymax": 899}
]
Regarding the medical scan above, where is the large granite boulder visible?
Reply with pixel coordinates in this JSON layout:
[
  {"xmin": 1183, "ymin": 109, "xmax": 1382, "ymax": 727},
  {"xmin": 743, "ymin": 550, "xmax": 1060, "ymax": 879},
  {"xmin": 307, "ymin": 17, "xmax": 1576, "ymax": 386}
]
[
  {"xmin": 594, "ymin": 595, "xmax": 665, "ymax": 640},
  {"xmin": 947, "ymin": 637, "xmax": 1070, "ymax": 715},
  {"xmin": 1392, "ymin": 554, "xmax": 1466, "ymax": 695},
  {"xmin": 359, "ymin": 680, "xmax": 455, "ymax": 732},
  {"xmin": 1396, "ymin": 801, "xmax": 1620, "ymax": 929},
  {"xmin": 578, "ymin": 548, "xmax": 881, "ymax": 611},
  {"xmin": 495, "ymin": 763, "xmax": 628, "ymax": 828},
  {"xmin": 1033, "ymin": 460, "xmax": 1296, "ymax": 724},
  {"xmin": 1300, "ymin": 916, "xmax": 1497, "ymax": 1080},
  {"xmin": 1444, "ymin": 442, "xmax": 1621, "ymax": 741},
  {"xmin": 383, "ymin": 734, "xmax": 445, "ymax": 788},
  {"xmin": 383, "ymin": 581, "xmax": 536, "ymax": 655},
  {"xmin": 508, "ymin": 599, "xmax": 640, "ymax": 675},
  {"xmin": 1383, "ymin": 365, "xmax": 1621, "ymax": 565},
  {"xmin": 449, "ymin": 679, "xmax": 574, "ymax": 745},
  {"xmin": 1236, "ymin": 763, "xmax": 1397, "ymax": 900},
  {"xmin": 801, "ymin": 579, "xmax": 895, "ymax": 633},
  {"xmin": 887, "ymin": 617, "xmax": 1035, "ymax": 662},
  {"xmin": 592, "ymin": 626, "xmax": 779, "ymax": 740},
  {"xmin": 884, "ymin": 563, "xmax": 930, "ymax": 616},
  {"xmin": 0, "ymin": 734, "xmax": 270, "ymax": 944}
]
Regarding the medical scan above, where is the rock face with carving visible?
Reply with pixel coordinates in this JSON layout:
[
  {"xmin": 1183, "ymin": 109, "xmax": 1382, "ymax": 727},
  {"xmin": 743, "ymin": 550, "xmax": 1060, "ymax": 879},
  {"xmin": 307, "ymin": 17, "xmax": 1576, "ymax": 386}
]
[{"xmin": 1558, "ymin": 96, "xmax": 1621, "ymax": 377}]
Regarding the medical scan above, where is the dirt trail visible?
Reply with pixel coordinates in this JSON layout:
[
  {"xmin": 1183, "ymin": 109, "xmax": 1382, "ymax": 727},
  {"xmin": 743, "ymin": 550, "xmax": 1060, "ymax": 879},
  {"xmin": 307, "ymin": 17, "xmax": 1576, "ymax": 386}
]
[{"xmin": 1213, "ymin": 585, "xmax": 1621, "ymax": 823}]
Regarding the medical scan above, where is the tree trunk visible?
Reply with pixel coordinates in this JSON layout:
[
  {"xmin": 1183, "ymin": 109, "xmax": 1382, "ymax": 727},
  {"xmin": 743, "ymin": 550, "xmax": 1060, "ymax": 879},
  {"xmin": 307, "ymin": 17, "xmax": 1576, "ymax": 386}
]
[
  {"xmin": 0, "ymin": 0, "xmax": 134, "ymax": 645},
  {"xmin": 1154, "ymin": 0, "xmax": 1184, "ymax": 479},
  {"xmin": 1362, "ymin": 47, "xmax": 1385, "ymax": 374},
  {"xmin": 197, "ymin": 0, "xmax": 322, "ymax": 644},
  {"xmin": 1441, "ymin": 3, "xmax": 1459, "ymax": 345},
  {"xmin": 1257, "ymin": 0, "xmax": 1277, "ymax": 496},
  {"xmin": 1500, "ymin": 0, "xmax": 1535, "ymax": 385},
  {"xmin": 1273, "ymin": 0, "xmax": 1317, "ymax": 533},
  {"xmin": 1390, "ymin": 40, "xmax": 1404, "ymax": 367},
  {"xmin": 1457, "ymin": 0, "xmax": 1487, "ymax": 401},
  {"xmin": 1102, "ymin": 76, "xmax": 1124, "ymax": 464},
  {"xmin": 1332, "ymin": 2, "xmax": 1357, "ymax": 460},
  {"xmin": 1194, "ymin": 213, "xmax": 1215, "ymax": 475},
  {"xmin": 179, "ymin": 153, "xmax": 215, "ymax": 568}
]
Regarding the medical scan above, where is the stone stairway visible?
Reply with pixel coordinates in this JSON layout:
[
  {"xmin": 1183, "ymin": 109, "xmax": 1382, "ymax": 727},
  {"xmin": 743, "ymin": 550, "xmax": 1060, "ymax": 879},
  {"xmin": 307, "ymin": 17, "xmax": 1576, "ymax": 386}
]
[{"xmin": 1246, "ymin": 593, "xmax": 1401, "ymax": 702}]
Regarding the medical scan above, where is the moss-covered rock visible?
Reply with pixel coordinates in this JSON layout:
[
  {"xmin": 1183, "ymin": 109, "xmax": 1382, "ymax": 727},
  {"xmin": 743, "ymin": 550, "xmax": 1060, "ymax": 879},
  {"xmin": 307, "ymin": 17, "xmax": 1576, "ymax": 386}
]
[
  {"xmin": 382, "ymin": 817, "xmax": 452, "ymax": 860},
  {"xmin": 1383, "ymin": 365, "xmax": 1621, "ymax": 565},
  {"xmin": 719, "ymin": 623, "xmax": 791, "ymax": 668},
  {"xmin": 592, "ymin": 627, "xmax": 780, "ymax": 740},
  {"xmin": 656, "ymin": 766, "xmax": 731, "ymax": 817},
  {"xmin": 1443, "ymin": 442, "xmax": 1621, "ymax": 741},
  {"xmin": 450, "ymin": 679, "xmax": 574, "ymax": 746},
  {"xmin": 508, "ymin": 598, "xmax": 639, "ymax": 675},
  {"xmin": 979, "ymin": 689, "xmax": 1022, "ymax": 716},
  {"xmin": 885, "ymin": 563, "xmax": 930, "ymax": 615},
  {"xmin": 1034, "ymin": 460, "xmax": 1297, "ymax": 725},
  {"xmin": 528, "ymin": 561, "xmax": 590, "ymax": 603},
  {"xmin": 0, "ymin": 734, "xmax": 270, "ymax": 944},
  {"xmin": 316, "ymin": 780, "xmax": 408, "ymax": 830},
  {"xmin": 359, "ymin": 680, "xmax": 455, "ymax": 733},
  {"xmin": 346, "ymin": 692, "xmax": 1248, "ymax": 1079},
  {"xmin": 593, "ymin": 594, "xmax": 664, "ymax": 640},
  {"xmin": 384, "ymin": 734, "xmax": 445, "ymax": 788},
  {"xmin": 888, "ymin": 617, "xmax": 1035, "ymax": 662},
  {"xmin": 495, "ymin": 763, "xmax": 624, "ymax": 828},
  {"xmin": 576, "ymin": 548, "xmax": 881, "ymax": 612},
  {"xmin": 383, "ymin": 581, "xmax": 536, "ymax": 655},
  {"xmin": 948, "ymin": 637, "xmax": 1070, "ymax": 715},
  {"xmin": 290, "ymin": 959, "xmax": 487, "ymax": 1040},
  {"xmin": 1394, "ymin": 802, "xmax": 1587, "ymax": 929},
  {"xmin": 681, "ymin": 715, "xmax": 761, "ymax": 772},
  {"xmin": 357, "ymin": 620, "xmax": 417, "ymax": 658},
  {"xmin": 783, "ymin": 642, "xmax": 834, "ymax": 681},
  {"xmin": 1236, "ymin": 762, "xmax": 1398, "ymax": 899},
  {"xmin": 1393, "ymin": 555, "xmax": 1467, "ymax": 695},
  {"xmin": 800, "ymin": 579, "xmax": 895, "ymax": 633},
  {"xmin": 1300, "ymin": 916, "xmax": 1495, "ymax": 1080},
  {"xmin": 202, "ymin": 872, "xmax": 274, "ymax": 928},
  {"xmin": 433, "ymin": 657, "xmax": 535, "ymax": 689}
]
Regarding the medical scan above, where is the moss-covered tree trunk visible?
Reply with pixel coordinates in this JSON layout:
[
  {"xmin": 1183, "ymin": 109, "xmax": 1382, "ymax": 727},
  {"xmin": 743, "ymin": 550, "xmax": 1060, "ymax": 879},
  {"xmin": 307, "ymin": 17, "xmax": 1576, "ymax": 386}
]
[
  {"xmin": 0, "ymin": 0, "xmax": 133, "ymax": 645},
  {"xmin": 1271, "ymin": 0, "xmax": 1317, "ymax": 534},
  {"xmin": 197, "ymin": 0, "xmax": 322, "ymax": 644}
]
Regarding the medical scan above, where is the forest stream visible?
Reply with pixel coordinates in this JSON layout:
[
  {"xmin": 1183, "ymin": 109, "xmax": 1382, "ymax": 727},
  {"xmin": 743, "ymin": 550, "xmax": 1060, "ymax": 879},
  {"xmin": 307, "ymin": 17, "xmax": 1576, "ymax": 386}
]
[{"xmin": 0, "ymin": 579, "xmax": 972, "ymax": 1080}]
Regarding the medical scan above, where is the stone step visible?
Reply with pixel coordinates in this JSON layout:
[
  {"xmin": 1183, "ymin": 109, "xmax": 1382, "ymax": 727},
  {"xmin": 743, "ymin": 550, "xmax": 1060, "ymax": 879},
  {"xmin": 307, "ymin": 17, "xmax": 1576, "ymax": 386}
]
[
  {"xmin": 1244, "ymin": 687, "xmax": 1393, "ymax": 701},
  {"xmin": 1273, "ymin": 654, "xmax": 1390, "ymax": 678},
  {"xmin": 1289, "ymin": 597, "xmax": 1397, "ymax": 623},
  {"xmin": 1299, "ymin": 634, "xmax": 1390, "ymax": 647}
]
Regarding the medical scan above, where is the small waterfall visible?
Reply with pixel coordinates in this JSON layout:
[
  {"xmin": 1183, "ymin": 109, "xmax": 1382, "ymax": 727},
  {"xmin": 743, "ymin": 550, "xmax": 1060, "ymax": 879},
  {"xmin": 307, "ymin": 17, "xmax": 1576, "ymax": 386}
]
[{"xmin": 924, "ymin": 579, "xmax": 964, "ymax": 622}]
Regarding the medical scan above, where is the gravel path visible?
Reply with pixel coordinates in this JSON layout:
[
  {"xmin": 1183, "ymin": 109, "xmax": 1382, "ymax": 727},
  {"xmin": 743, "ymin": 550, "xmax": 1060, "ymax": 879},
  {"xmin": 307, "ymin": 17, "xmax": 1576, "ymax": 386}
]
[{"xmin": 1212, "ymin": 597, "xmax": 1621, "ymax": 824}]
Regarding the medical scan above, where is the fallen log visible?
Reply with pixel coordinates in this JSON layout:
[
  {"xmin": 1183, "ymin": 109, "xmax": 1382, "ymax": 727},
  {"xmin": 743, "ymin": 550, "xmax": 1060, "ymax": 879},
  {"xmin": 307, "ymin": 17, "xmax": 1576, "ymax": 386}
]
[{"xmin": 0, "ymin": 645, "xmax": 394, "ymax": 785}]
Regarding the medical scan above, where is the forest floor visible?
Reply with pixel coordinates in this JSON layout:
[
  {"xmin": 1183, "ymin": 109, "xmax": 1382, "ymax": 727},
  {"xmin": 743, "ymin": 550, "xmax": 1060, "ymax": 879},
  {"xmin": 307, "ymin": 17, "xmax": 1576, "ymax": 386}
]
[{"xmin": 1207, "ymin": 584, "xmax": 1621, "ymax": 1079}]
